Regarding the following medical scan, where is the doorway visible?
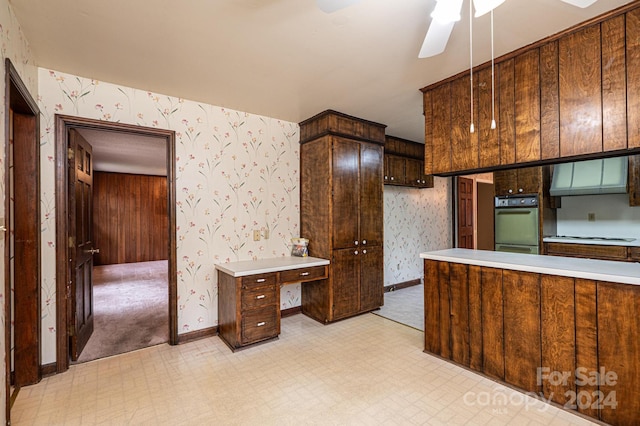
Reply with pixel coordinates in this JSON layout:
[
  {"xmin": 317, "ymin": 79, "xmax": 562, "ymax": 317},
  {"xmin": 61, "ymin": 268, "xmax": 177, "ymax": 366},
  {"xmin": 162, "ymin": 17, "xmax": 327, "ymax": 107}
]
[
  {"xmin": 54, "ymin": 115, "xmax": 177, "ymax": 372},
  {"xmin": 455, "ymin": 174, "xmax": 495, "ymax": 250},
  {"xmin": 4, "ymin": 59, "xmax": 41, "ymax": 421}
]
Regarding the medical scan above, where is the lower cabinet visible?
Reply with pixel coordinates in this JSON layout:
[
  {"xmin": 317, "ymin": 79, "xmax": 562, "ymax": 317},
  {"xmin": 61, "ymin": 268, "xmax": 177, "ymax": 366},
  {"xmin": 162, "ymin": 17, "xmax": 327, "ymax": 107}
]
[
  {"xmin": 423, "ymin": 259, "xmax": 640, "ymax": 426},
  {"xmin": 218, "ymin": 271, "xmax": 280, "ymax": 351}
]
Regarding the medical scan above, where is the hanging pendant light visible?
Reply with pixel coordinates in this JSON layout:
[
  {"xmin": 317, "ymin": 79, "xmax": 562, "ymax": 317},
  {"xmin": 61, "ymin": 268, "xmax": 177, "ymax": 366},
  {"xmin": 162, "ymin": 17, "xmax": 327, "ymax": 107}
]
[
  {"xmin": 490, "ymin": 9, "xmax": 497, "ymax": 130},
  {"xmin": 469, "ymin": 0, "xmax": 475, "ymax": 134}
]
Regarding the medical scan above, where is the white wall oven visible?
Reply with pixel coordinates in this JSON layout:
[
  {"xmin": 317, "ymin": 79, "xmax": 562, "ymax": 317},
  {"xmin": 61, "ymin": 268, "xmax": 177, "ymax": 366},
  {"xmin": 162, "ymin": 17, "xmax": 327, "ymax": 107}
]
[{"xmin": 494, "ymin": 194, "xmax": 539, "ymax": 254}]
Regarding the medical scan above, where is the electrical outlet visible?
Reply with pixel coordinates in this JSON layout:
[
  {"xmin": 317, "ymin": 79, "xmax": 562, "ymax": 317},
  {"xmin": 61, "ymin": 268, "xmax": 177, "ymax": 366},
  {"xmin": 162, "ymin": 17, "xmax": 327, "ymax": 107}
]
[
  {"xmin": 588, "ymin": 212, "xmax": 596, "ymax": 222},
  {"xmin": 253, "ymin": 230, "xmax": 261, "ymax": 241}
]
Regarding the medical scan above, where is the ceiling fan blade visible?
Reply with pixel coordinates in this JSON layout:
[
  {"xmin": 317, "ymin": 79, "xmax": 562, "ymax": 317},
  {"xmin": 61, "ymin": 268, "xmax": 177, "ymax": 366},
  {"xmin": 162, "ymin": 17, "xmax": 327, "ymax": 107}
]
[
  {"xmin": 558, "ymin": 0, "xmax": 598, "ymax": 8},
  {"xmin": 316, "ymin": 0, "xmax": 360, "ymax": 13},
  {"xmin": 418, "ymin": 19, "xmax": 456, "ymax": 58}
]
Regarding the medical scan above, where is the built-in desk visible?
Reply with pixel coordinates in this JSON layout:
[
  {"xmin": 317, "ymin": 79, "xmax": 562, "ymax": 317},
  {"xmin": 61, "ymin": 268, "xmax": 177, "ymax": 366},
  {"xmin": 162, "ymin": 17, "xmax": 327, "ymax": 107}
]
[{"xmin": 215, "ymin": 256, "xmax": 329, "ymax": 351}]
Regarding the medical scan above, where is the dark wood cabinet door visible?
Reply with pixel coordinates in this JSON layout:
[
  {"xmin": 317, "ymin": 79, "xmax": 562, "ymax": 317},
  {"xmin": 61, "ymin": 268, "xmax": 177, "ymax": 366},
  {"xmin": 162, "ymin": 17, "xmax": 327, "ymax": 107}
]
[
  {"xmin": 449, "ymin": 263, "xmax": 470, "ymax": 366},
  {"xmin": 516, "ymin": 166, "xmax": 541, "ymax": 194},
  {"xmin": 503, "ymin": 270, "xmax": 541, "ymax": 393},
  {"xmin": 424, "ymin": 260, "xmax": 441, "ymax": 354},
  {"xmin": 477, "ymin": 67, "xmax": 500, "ymax": 168},
  {"xmin": 499, "ymin": 58, "xmax": 516, "ymax": 165},
  {"xmin": 404, "ymin": 158, "xmax": 422, "ymax": 187},
  {"xmin": 559, "ymin": 24, "xmax": 602, "ymax": 157},
  {"xmin": 540, "ymin": 41, "xmax": 560, "ymax": 160},
  {"xmin": 360, "ymin": 142, "xmax": 383, "ymax": 247},
  {"xmin": 602, "ymin": 15, "xmax": 626, "ymax": 152},
  {"xmin": 515, "ymin": 49, "xmax": 541, "ymax": 163},
  {"xmin": 598, "ymin": 282, "xmax": 640, "ymax": 426},
  {"xmin": 432, "ymin": 83, "xmax": 452, "ymax": 174},
  {"xmin": 386, "ymin": 154, "xmax": 405, "ymax": 185},
  {"xmin": 627, "ymin": 8, "xmax": 640, "ymax": 149},
  {"xmin": 481, "ymin": 267, "xmax": 505, "ymax": 380},
  {"xmin": 451, "ymin": 75, "xmax": 478, "ymax": 172},
  {"xmin": 574, "ymin": 279, "xmax": 599, "ymax": 419},
  {"xmin": 359, "ymin": 245, "xmax": 383, "ymax": 312},
  {"xmin": 331, "ymin": 248, "xmax": 361, "ymax": 320},
  {"xmin": 541, "ymin": 275, "xmax": 575, "ymax": 406},
  {"xmin": 493, "ymin": 169, "xmax": 518, "ymax": 195},
  {"xmin": 332, "ymin": 138, "xmax": 360, "ymax": 249}
]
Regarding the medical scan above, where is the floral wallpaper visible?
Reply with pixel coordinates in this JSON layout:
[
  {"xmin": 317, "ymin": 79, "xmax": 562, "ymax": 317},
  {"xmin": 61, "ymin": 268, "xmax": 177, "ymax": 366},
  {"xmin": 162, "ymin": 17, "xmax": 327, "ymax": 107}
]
[
  {"xmin": 383, "ymin": 178, "xmax": 452, "ymax": 286},
  {"xmin": 38, "ymin": 68, "xmax": 301, "ymax": 363},
  {"xmin": 1, "ymin": 0, "xmax": 38, "ymax": 421}
]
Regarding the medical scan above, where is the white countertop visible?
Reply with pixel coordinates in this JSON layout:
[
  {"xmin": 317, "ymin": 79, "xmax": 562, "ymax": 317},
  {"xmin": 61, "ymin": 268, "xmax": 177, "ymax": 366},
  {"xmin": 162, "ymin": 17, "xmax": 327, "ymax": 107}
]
[
  {"xmin": 543, "ymin": 236, "xmax": 640, "ymax": 247},
  {"xmin": 420, "ymin": 248, "xmax": 640, "ymax": 286},
  {"xmin": 215, "ymin": 256, "xmax": 330, "ymax": 277}
]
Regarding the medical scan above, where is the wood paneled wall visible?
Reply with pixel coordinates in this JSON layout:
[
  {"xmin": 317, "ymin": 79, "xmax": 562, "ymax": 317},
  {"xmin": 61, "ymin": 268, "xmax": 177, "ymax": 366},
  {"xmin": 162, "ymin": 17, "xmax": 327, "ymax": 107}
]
[{"xmin": 93, "ymin": 171, "xmax": 168, "ymax": 265}]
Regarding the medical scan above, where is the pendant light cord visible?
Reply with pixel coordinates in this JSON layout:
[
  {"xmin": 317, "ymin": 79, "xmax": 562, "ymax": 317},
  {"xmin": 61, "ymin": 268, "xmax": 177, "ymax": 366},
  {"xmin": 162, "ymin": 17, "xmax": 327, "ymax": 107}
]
[
  {"xmin": 470, "ymin": 0, "xmax": 475, "ymax": 134},
  {"xmin": 490, "ymin": 9, "xmax": 496, "ymax": 129}
]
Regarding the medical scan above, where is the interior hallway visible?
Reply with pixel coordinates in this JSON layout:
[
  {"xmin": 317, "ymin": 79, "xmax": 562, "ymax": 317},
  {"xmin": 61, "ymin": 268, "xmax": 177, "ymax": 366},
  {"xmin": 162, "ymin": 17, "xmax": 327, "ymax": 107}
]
[{"xmin": 13, "ymin": 313, "xmax": 596, "ymax": 425}]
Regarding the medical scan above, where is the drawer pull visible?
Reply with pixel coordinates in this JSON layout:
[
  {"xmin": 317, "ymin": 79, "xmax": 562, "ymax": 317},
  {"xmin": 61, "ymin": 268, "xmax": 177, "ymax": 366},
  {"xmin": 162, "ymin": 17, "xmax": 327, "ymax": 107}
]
[
  {"xmin": 257, "ymin": 322, "xmax": 266, "ymax": 327},
  {"xmin": 256, "ymin": 278, "xmax": 266, "ymax": 283},
  {"xmin": 300, "ymin": 272, "xmax": 310, "ymax": 276},
  {"xmin": 255, "ymin": 294, "xmax": 266, "ymax": 299}
]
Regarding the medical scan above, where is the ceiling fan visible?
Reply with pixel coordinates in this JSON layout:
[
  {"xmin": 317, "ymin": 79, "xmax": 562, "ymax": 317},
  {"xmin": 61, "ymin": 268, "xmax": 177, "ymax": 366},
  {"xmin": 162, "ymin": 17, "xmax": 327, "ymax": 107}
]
[{"xmin": 316, "ymin": 0, "xmax": 600, "ymax": 58}]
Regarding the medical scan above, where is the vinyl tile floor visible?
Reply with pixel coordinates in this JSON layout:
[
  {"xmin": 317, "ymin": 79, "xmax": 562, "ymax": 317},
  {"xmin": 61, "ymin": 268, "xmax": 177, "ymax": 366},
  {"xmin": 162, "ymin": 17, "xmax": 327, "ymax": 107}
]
[
  {"xmin": 373, "ymin": 284, "xmax": 424, "ymax": 331},
  {"xmin": 12, "ymin": 313, "xmax": 597, "ymax": 425}
]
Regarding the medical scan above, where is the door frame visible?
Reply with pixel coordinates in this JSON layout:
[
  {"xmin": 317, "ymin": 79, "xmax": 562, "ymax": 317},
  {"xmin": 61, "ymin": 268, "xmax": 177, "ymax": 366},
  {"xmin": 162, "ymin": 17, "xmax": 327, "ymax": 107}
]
[
  {"xmin": 54, "ymin": 115, "xmax": 177, "ymax": 373},
  {"xmin": 4, "ymin": 59, "xmax": 41, "ymax": 422}
]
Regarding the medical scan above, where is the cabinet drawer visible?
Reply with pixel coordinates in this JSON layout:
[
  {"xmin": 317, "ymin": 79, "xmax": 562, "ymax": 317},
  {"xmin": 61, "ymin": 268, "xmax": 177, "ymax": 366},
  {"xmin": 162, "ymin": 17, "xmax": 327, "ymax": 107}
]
[
  {"xmin": 629, "ymin": 247, "xmax": 640, "ymax": 261},
  {"xmin": 280, "ymin": 265, "xmax": 328, "ymax": 284},
  {"xmin": 241, "ymin": 286, "xmax": 277, "ymax": 310},
  {"xmin": 546, "ymin": 243, "xmax": 628, "ymax": 260},
  {"xmin": 241, "ymin": 307, "xmax": 279, "ymax": 344},
  {"xmin": 241, "ymin": 273, "xmax": 277, "ymax": 289}
]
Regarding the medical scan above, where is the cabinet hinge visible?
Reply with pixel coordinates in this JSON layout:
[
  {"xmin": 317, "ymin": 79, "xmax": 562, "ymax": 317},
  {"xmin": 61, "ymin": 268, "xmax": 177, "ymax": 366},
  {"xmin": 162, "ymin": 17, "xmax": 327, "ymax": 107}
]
[
  {"xmin": 68, "ymin": 147, "xmax": 74, "ymax": 160},
  {"xmin": 68, "ymin": 236, "xmax": 75, "ymax": 248}
]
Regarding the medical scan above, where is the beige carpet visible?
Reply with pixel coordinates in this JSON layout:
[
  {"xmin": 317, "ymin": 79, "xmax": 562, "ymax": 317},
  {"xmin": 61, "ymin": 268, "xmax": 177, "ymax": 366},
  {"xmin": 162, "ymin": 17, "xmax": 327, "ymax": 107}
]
[{"xmin": 75, "ymin": 260, "xmax": 169, "ymax": 363}]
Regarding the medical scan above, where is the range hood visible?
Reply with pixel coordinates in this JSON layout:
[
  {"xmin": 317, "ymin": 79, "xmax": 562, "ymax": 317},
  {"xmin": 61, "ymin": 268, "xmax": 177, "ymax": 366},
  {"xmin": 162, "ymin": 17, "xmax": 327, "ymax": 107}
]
[{"xmin": 549, "ymin": 157, "xmax": 628, "ymax": 196}]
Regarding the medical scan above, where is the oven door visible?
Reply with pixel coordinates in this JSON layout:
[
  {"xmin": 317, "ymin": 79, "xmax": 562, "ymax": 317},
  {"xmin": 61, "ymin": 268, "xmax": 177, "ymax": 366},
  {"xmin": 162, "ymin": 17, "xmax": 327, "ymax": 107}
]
[{"xmin": 494, "ymin": 207, "xmax": 539, "ymax": 247}]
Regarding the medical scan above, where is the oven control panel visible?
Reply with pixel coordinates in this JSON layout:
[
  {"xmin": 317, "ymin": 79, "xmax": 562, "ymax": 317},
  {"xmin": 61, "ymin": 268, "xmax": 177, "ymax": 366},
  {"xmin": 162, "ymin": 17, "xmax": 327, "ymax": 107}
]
[{"xmin": 495, "ymin": 195, "xmax": 539, "ymax": 207}]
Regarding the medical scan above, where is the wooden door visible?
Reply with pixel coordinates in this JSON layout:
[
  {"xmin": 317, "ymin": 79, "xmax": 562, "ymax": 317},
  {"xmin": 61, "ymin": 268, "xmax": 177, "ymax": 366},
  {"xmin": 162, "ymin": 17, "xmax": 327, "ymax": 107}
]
[
  {"xmin": 515, "ymin": 49, "xmax": 541, "ymax": 163},
  {"xmin": 481, "ymin": 267, "xmax": 504, "ymax": 380},
  {"xmin": 431, "ymin": 83, "xmax": 452, "ymax": 174},
  {"xmin": 457, "ymin": 177, "xmax": 474, "ymax": 249},
  {"xmin": 386, "ymin": 155, "xmax": 405, "ymax": 185},
  {"xmin": 359, "ymin": 142, "xmax": 383, "ymax": 247},
  {"xmin": 493, "ymin": 169, "xmax": 517, "ymax": 196},
  {"xmin": 331, "ymin": 248, "xmax": 360, "ymax": 320},
  {"xmin": 359, "ymin": 245, "xmax": 383, "ymax": 312},
  {"xmin": 69, "ymin": 129, "xmax": 95, "ymax": 360},
  {"xmin": 405, "ymin": 158, "xmax": 422, "ymax": 187},
  {"xmin": 332, "ymin": 138, "xmax": 360, "ymax": 250},
  {"xmin": 516, "ymin": 166, "xmax": 541, "ymax": 194}
]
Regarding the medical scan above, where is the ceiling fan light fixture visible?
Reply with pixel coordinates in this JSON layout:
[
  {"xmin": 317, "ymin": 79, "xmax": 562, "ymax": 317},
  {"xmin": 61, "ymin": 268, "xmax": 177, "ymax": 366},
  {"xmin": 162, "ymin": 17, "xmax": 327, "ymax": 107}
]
[
  {"xmin": 473, "ymin": 0, "xmax": 506, "ymax": 17},
  {"xmin": 431, "ymin": 0, "xmax": 464, "ymax": 24},
  {"xmin": 558, "ymin": 0, "xmax": 598, "ymax": 8}
]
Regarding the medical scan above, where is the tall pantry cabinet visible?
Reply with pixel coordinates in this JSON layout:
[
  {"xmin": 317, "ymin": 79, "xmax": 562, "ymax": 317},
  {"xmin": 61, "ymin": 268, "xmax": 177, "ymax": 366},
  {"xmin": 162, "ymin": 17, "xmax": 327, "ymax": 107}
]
[{"xmin": 299, "ymin": 110, "xmax": 386, "ymax": 323}]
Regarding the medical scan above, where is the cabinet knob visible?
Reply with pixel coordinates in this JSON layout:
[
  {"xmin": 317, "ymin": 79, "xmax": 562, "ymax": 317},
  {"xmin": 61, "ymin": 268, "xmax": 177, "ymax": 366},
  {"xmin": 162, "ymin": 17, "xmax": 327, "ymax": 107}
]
[
  {"xmin": 257, "ymin": 322, "xmax": 266, "ymax": 327},
  {"xmin": 300, "ymin": 272, "xmax": 310, "ymax": 276},
  {"xmin": 508, "ymin": 189, "xmax": 513, "ymax": 194},
  {"xmin": 417, "ymin": 179, "xmax": 420, "ymax": 183},
  {"xmin": 384, "ymin": 175, "xmax": 388, "ymax": 180},
  {"xmin": 354, "ymin": 250, "xmax": 359, "ymax": 255},
  {"xmin": 363, "ymin": 249, "xmax": 367, "ymax": 254},
  {"xmin": 390, "ymin": 176, "xmax": 394, "ymax": 181},
  {"xmin": 256, "ymin": 278, "xmax": 266, "ymax": 283},
  {"xmin": 255, "ymin": 294, "xmax": 266, "ymax": 300},
  {"xmin": 354, "ymin": 240, "xmax": 358, "ymax": 245},
  {"xmin": 362, "ymin": 240, "xmax": 366, "ymax": 245},
  {"xmin": 518, "ymin": 188, "xmax": 523, "ymax": 193}
]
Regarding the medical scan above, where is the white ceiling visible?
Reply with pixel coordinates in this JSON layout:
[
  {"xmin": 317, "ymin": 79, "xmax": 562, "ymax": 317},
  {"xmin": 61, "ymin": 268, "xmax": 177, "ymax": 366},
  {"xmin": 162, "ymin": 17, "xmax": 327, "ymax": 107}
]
[
  {"xmin": 10, "ymin": 0, "xmax": 634, "ymax": 147},
  {"xmin": 76, "ymin": 129, "xmax": 167, "ymax": 176}
]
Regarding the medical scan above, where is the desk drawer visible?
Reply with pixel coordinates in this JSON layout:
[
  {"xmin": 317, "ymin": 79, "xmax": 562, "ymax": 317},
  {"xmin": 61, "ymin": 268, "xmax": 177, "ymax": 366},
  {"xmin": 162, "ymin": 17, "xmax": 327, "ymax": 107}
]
[
  {"xmin": 241, "ymin": 286, "xmax": 277, "ymax": 310},
  {"xmin": 280, "ymin": 265, "xmax": 328, "ymax": 284},
  {"xmin": 241, "ymin": 272, "xmax": 277, "ymax": 289},
  {"xmin": 241, "ymin": 306, "xmax": 279, "ymax": 344}
]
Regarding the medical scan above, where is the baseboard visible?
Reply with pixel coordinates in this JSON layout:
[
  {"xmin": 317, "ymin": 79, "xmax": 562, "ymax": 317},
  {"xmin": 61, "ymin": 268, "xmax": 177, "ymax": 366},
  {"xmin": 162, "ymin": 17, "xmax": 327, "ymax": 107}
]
[
  {"xmin": 40, "ymin": 362, "xmax": 57, "ymax": 377},
  {"xmin": 281, "ymin": 306, "xmax": 302, "ymax": 317},
  {"xmin": 384, "ymin": 279, "xmax": 421, "ymax": 293},
  {"xmin": 177, "ymin": 325, "xmax": 218, "ymax": 344}
]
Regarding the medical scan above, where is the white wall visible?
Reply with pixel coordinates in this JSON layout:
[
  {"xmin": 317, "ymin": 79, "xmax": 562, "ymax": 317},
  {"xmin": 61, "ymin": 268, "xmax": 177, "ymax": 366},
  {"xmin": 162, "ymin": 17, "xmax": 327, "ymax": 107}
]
[
  {"xmin": 556, "ymin": 194, "xmax": 640, "ymax": 239},
  {"xmin": 0, "ymin": 0, "xmax": 39, "ymax": 422},
  {"xmin": 383, "ymin": 177, "xmax": 452, "ymax": 286}
]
